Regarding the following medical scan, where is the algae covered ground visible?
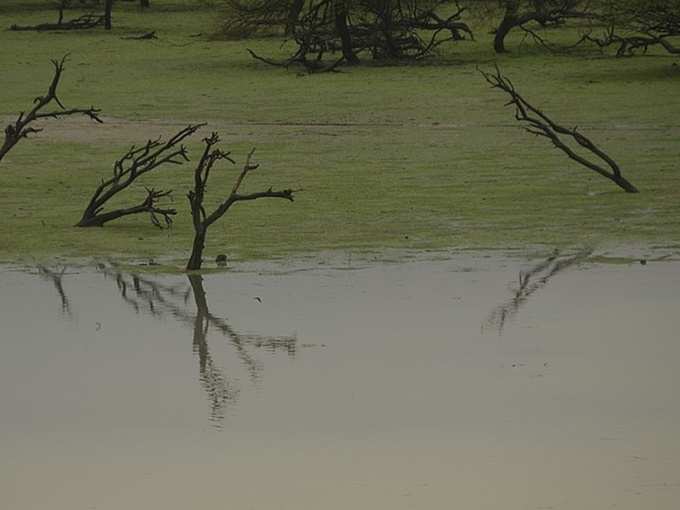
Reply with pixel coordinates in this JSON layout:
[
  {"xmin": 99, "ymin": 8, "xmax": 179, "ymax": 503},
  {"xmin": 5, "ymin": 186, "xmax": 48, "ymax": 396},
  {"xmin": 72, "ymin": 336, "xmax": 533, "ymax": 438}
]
[{"xmin": 0, "ymin": 0, "xmax": 679, "ymax": 267}]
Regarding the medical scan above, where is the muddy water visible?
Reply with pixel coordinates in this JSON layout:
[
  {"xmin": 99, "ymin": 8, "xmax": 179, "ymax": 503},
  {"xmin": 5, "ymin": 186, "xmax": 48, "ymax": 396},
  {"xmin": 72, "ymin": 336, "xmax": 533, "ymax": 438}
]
[{"xmin": 1, "ymin": 255, "xmax": 679, "ymax": 510}]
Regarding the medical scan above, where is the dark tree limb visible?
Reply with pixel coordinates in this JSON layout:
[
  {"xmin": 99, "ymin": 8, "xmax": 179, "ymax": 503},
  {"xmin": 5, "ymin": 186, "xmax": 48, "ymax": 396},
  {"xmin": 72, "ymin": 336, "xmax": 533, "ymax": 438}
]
[
  {"xmin": 584, "ymin": 26, "xmax": 680, "ymax": 57},
  {"xmin": 10, "ymin": 2, "xmax": 105, "ymax": 31},
  {"xmin": 587, "ymin": 3, "xmax": 680, "ymax": 57},
  {"xmin": 10, "ymin": 13, "xmax": 105, "ymax": 31},
  {"xmin": 121, "ymin": 30, "xmax": 158, "ymax": 40},
  {"xmin": 0, "ymin": 56, "xmax": 102, "ymax": 164},
  {"xmin": 247, "ymin": 48, "xmax": 345, "ymax": 74},
  {"xmin": 480, "ymin": 65, "xmax": 639, "ymax": 193},
  {"xmin": 77, "ymin": 124, "xmax": 204, "ymax": 227},
  {"xmin": 186, "ymin": 133, "xmax": 298, "ymax": 271},
  {"xmin": 518, "ymin": 23, "xmax": 591, "ymax": 53},
  {"xmin": 493, "ymin": 0, "xmax": 590, "ymax": 53}
]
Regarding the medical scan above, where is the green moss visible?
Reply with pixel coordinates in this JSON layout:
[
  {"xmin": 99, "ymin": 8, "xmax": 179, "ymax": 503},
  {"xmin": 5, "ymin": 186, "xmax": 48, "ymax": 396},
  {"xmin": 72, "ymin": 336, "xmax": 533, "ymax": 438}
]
[{"xmin": 1, "ymin": 1, "xmax": 679, "ymax": 267}]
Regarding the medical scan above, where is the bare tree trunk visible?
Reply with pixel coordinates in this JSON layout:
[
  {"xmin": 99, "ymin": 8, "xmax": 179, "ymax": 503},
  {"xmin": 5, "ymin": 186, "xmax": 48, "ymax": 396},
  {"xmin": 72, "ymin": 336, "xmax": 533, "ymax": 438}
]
[
  {"xmin": 494, "ymin": 0, "xmax": 520, "ymax": 53},
  {"xmin": 286, "ymin": 0, "xmax": 305, "ymax": 35},
  {"xmin": 334, "ymin": 0, "xmax": 360, "ymax": 64},
  {"xmin": 187, "ymin": 229, "xmax": 207, "ymax": 272},
  {"xmin": 104, "ymin": 0, "xmax": 113, "ymax": 29}
]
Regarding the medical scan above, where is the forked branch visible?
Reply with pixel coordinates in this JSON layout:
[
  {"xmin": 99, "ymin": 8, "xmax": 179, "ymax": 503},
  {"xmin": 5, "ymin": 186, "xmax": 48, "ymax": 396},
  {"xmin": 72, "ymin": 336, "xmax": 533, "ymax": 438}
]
[
  {"xmin": 1, "ymin": 55, "xmax": 102, "ymax": 164},
  {"xmin": 480, "ymin": 65, "xmax": 639, "ymax": 193},
  {"xmin": 77, "ymin": 124, "xmax": 204, "ymax": 227},
  {"xmin": 186, "ymin": 133, "xmax": 298, "ymax": 270}
]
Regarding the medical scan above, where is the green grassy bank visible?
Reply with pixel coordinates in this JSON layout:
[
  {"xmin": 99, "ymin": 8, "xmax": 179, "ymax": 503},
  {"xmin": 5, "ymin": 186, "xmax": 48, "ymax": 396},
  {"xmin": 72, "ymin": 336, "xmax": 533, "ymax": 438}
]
[{"xmin": 1, "ymin": 0, "xmax": 679, "ymax": 267}]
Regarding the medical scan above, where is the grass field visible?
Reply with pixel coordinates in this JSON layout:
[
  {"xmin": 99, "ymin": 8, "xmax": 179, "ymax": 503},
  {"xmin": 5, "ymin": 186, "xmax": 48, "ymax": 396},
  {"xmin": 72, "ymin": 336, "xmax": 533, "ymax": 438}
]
[{"xmin": 1, "ymin": 0, "xmax": 679, "ymax": 268}]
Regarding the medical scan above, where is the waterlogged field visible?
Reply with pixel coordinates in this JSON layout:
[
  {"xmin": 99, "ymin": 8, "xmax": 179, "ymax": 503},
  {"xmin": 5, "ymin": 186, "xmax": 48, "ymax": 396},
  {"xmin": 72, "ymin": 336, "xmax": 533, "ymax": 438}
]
[
  {"xmin": 0, "ymin": 1, "xmax": 679, "ymax": 267},
  {"xmin": 2, "ymin": 5, "xmax": 680, "ymax": 508}
]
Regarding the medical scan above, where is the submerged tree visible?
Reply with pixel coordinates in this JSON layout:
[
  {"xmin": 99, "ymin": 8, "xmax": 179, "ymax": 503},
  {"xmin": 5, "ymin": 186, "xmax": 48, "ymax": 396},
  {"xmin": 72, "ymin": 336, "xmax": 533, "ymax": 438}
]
[
  {"xmin": 77, "ymin": 124, "xmax": 203, "ymax": 227},
  {"xmin": 480, "ymin": 65, "xmax": 639, "ymax": 193},
  {"xmin": 1, "ymin": 56, "xmax": 102, "ymax": 164},
  {"xmin": 186, "ymin": 133, "xmax": 297, "ymax": 270},
  {"xmin": 230, "ymin": 0, "xmax": 473, "ymax": 70}
]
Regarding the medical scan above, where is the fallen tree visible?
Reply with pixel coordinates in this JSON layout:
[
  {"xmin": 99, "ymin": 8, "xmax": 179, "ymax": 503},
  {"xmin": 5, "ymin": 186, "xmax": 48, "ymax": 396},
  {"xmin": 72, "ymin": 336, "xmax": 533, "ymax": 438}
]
[
  {"xmin": 480, "ymin": 65, "xmax": 639, "ymax": 193},
  {"xmin": 186, "ymin": 133, "xmax": 297, "ymax": 270},
  {"xmin": 1, "ymin": 56, "xmax": 102, "ymax": 164},
  {"xmin": 76, "ymin": 124, "xmax": 204, "ymax": 227}
]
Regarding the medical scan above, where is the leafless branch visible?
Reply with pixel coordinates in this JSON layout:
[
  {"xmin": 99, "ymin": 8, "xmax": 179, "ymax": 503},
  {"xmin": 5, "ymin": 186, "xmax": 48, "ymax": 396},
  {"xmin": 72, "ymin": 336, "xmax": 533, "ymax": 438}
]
[
  {"xmin": 10, "ymin": 10, "xmax": 104, "ymax": 31},
  {"xmin": 1, "ymin": 55, "xmax": 102, "ymax": 164},
  {"xmin": 76, "ymin": 124, "xmax": 205, "ymax": 227},
  {"xmin": 480, "ymin": 65, "xmax": 639, "ymax": 193}
]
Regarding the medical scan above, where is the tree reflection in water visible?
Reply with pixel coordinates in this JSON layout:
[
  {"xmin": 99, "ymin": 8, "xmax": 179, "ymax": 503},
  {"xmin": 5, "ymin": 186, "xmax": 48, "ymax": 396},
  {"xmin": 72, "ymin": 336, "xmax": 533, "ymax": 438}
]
[
  {"xmin": 485, "ymin": 249, "xmax": 593, "ymax": 334},
  {"xmin": 91, "ymin": 264, "xmax": 297, "ymax": 426},
  {"xmin": 37, "ymin": 265, "xmax": 73, "ymax": 318}
]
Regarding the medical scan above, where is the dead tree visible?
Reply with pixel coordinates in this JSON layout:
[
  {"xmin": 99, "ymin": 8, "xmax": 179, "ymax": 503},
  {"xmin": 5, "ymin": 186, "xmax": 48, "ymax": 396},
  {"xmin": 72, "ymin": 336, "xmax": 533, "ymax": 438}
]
[
  {"xmin": 10, "ymin": 14, "xmax": 105, "ymax": 31},
  {"xmin": 492, "ymin": 0, "xmax": 589, "ymax": 53},
  {"xmin": 77, "ymin": 124, "xmax": 204, "ymax": 227},
  {"xmin": 1, "ymin": 56, "xmax": 102, "ymax": 164},
  {"xmin": 584, "ymin": 17, "xmax": 680, "ymax": 56},
  {"xmin": 186, "ymin": 133, "xmax": 297, "ymax": 271},
  {"xmin": 9, "ymin": 1, "xmax": 105, "ymax": 31},
  {"xmin": 240, "ymin": 0, "xmax": 473, "ymax": 69},
  {"xmin": 480, "ymin": 66, "xmax": 639, "ymax": 193}
]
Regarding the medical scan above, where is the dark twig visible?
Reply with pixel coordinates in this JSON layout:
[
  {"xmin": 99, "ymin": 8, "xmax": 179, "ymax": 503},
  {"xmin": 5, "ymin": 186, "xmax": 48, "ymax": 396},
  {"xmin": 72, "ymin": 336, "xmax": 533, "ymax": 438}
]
[
  {"xmin": 1, "ymin": 56, "xmax": 102, "ymax": 164},
  {"xmin": 480, "ymin": 65, "xmax": 639, "ymax": 193}
]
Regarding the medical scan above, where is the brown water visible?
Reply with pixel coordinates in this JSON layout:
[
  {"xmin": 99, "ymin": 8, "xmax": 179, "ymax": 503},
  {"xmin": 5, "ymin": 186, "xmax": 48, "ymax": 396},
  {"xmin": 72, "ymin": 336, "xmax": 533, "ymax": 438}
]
[{"xmin": 1, "ymin": 254, "xmax": 680, "ymax": 509}]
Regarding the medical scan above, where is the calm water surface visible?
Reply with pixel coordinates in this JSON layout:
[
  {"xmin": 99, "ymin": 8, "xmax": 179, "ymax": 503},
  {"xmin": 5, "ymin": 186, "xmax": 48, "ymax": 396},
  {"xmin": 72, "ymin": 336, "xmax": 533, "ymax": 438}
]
[{"xmin": 1, "ymin": 254, "xmax": 679, "ymax": 509}]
